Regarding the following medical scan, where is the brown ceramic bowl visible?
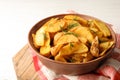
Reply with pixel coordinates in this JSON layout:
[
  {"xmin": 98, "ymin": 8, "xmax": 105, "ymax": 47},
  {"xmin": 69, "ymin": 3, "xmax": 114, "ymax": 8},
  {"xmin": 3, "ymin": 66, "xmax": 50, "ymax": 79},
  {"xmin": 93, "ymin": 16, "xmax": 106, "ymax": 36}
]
[{"xmin": 28, "ymin": 13, "xmax": 116, "ymax": 75}]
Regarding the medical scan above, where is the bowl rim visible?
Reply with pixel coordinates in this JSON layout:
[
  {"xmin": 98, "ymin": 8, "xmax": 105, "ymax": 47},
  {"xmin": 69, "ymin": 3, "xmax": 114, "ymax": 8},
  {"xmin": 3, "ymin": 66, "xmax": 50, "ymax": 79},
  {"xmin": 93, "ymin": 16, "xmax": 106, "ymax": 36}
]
[{"xmin": 28, "ymin": 13, "xmax": 117, "ymax": 65}]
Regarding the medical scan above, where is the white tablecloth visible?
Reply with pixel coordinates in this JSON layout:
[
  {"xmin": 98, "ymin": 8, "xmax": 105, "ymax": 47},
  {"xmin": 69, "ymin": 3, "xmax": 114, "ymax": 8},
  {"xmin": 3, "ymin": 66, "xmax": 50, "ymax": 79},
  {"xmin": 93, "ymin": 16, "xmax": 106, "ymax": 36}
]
[{"xmin": 0, "ymin": 0, "xmax": 120, "ymax": 79}]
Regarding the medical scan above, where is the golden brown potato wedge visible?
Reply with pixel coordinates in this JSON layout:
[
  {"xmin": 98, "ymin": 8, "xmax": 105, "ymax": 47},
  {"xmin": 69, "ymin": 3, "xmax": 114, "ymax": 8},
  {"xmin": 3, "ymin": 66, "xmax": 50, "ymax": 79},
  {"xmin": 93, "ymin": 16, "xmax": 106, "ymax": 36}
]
[
  {"xmin": 88, "ymin": 20, "xmax": 99, "ymax": 31},
  {"xmin": 32, "ymin": 34, "xmax": 40, "ymax": 48},
  {"xmin": 45, "ymin": 19, "xmax": 66, "ymax": 33},
  {"xmin": 58, "ymin": 42, "xmax": 88, "ymax": 57},
  {"xmin": 71, "ymin": 52, "xmax": 93, "ymax": 63},
  {"xmin": 74, "ymin": 42, "xmax": 88, "ymax": 54},
  {"xmin": 99, "ymin": 37, "xmax": 110, "ymax": 42},
  {"xmin": 55, "ymin": 42, "xmax": 82, "ymax": 62},
  {"xmin": 64, "ymin": 15, "xmax": 88, "ymax": 26},
  {"xmin": 90, "ymin": 36, "xmax": 99, "ymax": 57},
  {"xmin": 95, "ymin": 31, "xmax": 103, "ymax": 38},
  {"xmin": 44, "ymin": 18, "xmax": 58, "ymax": 26},
  {"xmin": 51, "ymin": 44, "xmax": 63, "ymax": 56},
  {"xmin": 63, "ymin": 19, "xmax": 81, "ymax": 30},
  {"xmin": 53, "ymin": 32, "xmax": 64, "ymax": 45},
  {"xmin": 33, "ymin": 28, "xmax": 45, "ymax": 47},
  {"xmin": 100, "ymin": 41, "xmax": 114, "ymax": 56},
  {"xmin": 83, "ymin": 53, "xmax": 94, "ymax": 63},
  {"xmin": 58, "ymin": 42, "xmax": 80, "ymax": 56},
  {"xmin": 39, "ymin": 32, "xmax": 51, "ymax": 57},
  {"xmin": 89, "ymin": 27, "xmax": 99, "ymax": 33},
  {"xmin": 40, "ymin": 45, "xmax": 51, "ymax": 57},
  {"xmin": 99, "ymin": 41, "xmax": 110, "ymax": 52},
  {"xmin": 94, "ymin": 20, "xmax": 111, "ymax": 37},
  {"xmin": 74, "ymin": 26, "xmax": 94, "ymax": 43},
  {"xmin": 71, "ymin": 53, "xmax": 84, "ymax": 63},
  {"xmin": 54, "ymin": 33, "xmax": 79, "ymax": 45},
  {"xmin": 55, "ymin": 53, "xmax": 67, "ymax": 62},
  {"xmin": 43, "ymin": 32, "xmax": 50, "ymax": 46},
  {"xmin": 78, "ymin": 36, "xmax": 88, "ymax": 44}
]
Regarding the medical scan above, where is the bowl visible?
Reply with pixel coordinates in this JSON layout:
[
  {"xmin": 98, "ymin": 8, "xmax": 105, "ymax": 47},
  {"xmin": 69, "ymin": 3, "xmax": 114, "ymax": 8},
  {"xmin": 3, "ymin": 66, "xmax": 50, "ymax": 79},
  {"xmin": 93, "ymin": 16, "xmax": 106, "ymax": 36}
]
[{"xmin": 28, "ymin": 13, "xmax": 116, "ymax": 75}]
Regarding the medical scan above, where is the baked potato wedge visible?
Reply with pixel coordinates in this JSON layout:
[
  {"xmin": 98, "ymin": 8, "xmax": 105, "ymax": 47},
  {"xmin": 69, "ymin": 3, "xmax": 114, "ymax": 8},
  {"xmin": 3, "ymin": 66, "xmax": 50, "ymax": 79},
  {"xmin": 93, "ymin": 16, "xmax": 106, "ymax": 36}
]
[
  {"xmin": 74, "ymin": 42, "xmax": 88, "ymax": 53},
  {"xmin": 71, "ymin": 53, "xmax": 84, "ymax": 63},
  {"xmin": 64, "ymin": 15, "xmax": 88, "ymax": 26},
  {"xmin": 71, "ymin": 52, "xmax": 93, "ymax": 63},
  {"xmin": 43, "ymin": 32, "xmax": 50, "ymax": 46},
  {"xmin": 100, "ymin": 41, "xmax": 114, "ymax": 56},
  {"xmin": 58, "ymin": 42, "xmax": 80, "ymax": 56},
  {"xmin": 94, "ymin": 20, "xmax": 111, "ymax": 37},
  {"xmin": 45, "ymin": 19, "xmax": 66, "ymax": 33},
  {"xmin": 55, "ymin": 42, "xmax": 81, "ymax": 62},
  {"xmin": 83, "ymin": 53, "xmax": 93, "ymax": 63},
  {"xmin": 58, "ymin": 42, "xmax": 87, "ymax": 56},
  {"xmin": 40, "ymin": 45, "xmax": 51, "ymax": 57},
  {"xmin": 44, "ymin": 18, "xmax": 58, "ymax": 26},
  {"xmin": 63, "ymin": 19, "xmax": 80, "ymax": 30},
  {"xmin": 78, "ymin": 36, "xmax": 88, "ymax": 44},
  {"xmin": 32, "ymin": 34, "xmax": 39, "ymax": 48},
  {"xmin": 54, "ymin": 33, "xmax": 79, "ymax": 45},
  {"xmin": 55, "ymin": 53, "xmax": 67, "ymax": 62},
  {"xmin": 90, "ymin": 36, "xmax": 99, "ymax": 57},
  {"xmin": 32, "ymin": 28, "xmax": 45, "ymax": 47},
  {"xmin": 53, "ymin": 32, "xmax": 64, "ymax": 45},
  {"xmin": 74, "ymin": 26, "xmax": 94, "ymax": 43},
  {"xmin": 39, "ymin": 32, "xmax": 51, "ymax": 57},
  {"xmin": 51, "ymin": 44, "xmax": 63, "ymax": 56}
]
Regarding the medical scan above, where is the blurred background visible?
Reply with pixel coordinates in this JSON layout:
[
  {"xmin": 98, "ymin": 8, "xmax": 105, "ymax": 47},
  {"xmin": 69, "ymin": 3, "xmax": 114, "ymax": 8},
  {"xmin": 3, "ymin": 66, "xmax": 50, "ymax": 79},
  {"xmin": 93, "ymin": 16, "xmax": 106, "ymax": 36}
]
[{"xmin": 0, "ymin": 0, "xmax": 120, "ymax": 79}]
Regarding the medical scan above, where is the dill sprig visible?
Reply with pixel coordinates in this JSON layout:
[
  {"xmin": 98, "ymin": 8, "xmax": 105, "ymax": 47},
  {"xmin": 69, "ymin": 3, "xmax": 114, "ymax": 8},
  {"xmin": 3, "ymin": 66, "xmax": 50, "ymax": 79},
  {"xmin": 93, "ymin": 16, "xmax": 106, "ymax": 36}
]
[
  {"xmin": 67, "ymin": 23, "xmax": 79, "ymax": 30},
  {"xmin": 43, "ymin": 33, "xmax": 47, "ymax": 40},
  {"xmin": 69, "ymin": 42, "xmax": 74, "ymax": 49},
  {"xmin": 60, "ymin": 23, "xmax": 79, "ymax": 32},
  {"xmin": 64, "ymin": 32, "xmax": 79, "ymax": 37},
  {"xmin": 60, "ymin": 26, "xmax": 67, "ymax": 32}
]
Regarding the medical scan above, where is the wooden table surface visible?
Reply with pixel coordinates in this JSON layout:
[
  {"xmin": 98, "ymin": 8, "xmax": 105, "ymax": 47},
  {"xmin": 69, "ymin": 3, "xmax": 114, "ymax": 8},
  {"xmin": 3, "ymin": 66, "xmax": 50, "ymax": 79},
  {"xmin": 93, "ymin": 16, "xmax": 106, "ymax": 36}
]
[{"xmin": 12, "ymin": 44, "xmax": 40, "ymax": 80}]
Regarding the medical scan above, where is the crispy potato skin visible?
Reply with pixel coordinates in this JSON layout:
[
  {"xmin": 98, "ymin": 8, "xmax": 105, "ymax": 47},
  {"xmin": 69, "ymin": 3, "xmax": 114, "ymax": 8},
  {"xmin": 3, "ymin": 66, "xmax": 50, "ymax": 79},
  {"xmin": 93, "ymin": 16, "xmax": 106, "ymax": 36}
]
[{"xmin": 90, "ymin": 36, "xmax": 99, "ymax": 57}]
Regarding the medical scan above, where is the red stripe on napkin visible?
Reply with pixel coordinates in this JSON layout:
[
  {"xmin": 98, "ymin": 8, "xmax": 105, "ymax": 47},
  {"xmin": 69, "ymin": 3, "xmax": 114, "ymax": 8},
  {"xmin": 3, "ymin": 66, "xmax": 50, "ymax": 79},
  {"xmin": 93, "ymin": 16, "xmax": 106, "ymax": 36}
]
[
  {"xmin": 33, "ymin": 56, "xmax": 40, "ymax": 71},
  {"xmin": 116, "ymin": 34, "xmax": 120, "ymax": 49},
  {"xmin": 38, "ymin": 70, "xmax": 48, "ymax": 80},
  {"xmin": 97, "ymin": 65, "xmax": 120, "ymax": 80},
  {"xmin": 30, "ymin": 47, "xmax": 48, "ymax": 80},
  {"xmin": 32, "ymin": 55, "xmax": 48, "ymax": 80}
]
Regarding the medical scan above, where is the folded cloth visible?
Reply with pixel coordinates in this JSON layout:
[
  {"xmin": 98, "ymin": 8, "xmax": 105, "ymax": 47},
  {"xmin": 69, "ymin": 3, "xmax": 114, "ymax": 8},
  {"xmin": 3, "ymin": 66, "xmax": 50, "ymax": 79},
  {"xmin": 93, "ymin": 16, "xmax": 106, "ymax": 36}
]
[{"xmin": 31, "ymin": 32, "xmax": 120, "ymax": 80}]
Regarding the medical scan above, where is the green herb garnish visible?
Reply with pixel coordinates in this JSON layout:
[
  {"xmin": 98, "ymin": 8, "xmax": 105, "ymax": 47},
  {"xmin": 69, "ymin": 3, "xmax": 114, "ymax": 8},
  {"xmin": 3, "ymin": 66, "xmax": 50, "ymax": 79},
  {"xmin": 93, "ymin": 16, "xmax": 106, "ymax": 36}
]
[
  {"xmin": 60, "ymin": 23, "xmax": 79, "ymax": 33},
  {"xmin": 69, "ymin": 42, "xmax": 74, "ymax": 49},
  {"xmin": 65, "ymin": 32, "xmax": 79, "ymax": 37},
  {"xmin": 73, "ymin": 16, "xmax": 78, "ymax": 21},
  {"xmin": 43, "ymin": 33, "xmax": 47, "ymax": 40},
  {"xmin": 60, "ymin": 26, "xmax": 67, "ymax": 32},
  {"xmin": 67, "ymin": 23, "xmax": 79, "ymax": 30}
]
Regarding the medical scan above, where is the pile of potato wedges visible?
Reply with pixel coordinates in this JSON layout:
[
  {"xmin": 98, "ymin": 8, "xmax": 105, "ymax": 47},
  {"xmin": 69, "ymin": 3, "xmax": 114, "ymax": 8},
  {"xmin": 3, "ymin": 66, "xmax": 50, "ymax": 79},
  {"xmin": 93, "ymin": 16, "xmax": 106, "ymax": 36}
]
[{"xmin": 32, "ymin": 15, "xmax": 114, "ymax": 63}]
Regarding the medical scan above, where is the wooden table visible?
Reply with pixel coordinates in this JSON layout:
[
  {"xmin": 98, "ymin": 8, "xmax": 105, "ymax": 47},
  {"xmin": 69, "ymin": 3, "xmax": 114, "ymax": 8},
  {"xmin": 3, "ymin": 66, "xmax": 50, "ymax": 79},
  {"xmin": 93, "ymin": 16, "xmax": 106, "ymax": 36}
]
[{"xmin": 12, "ymin": 44, "xmax": 40, "ymax": 80}]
